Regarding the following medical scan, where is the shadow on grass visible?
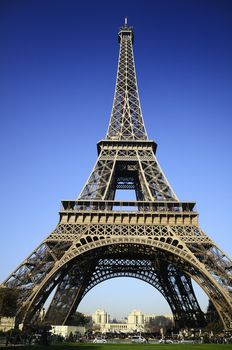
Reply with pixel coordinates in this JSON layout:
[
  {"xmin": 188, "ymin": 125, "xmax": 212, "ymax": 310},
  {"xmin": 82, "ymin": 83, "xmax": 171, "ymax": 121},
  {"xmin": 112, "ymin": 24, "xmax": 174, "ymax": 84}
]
[
  {"xmin": 13, "ymin": 343, "xmax": 232, "ymax": 350},
  {"xmin": 14, "ymin": 344, "xmax": 102, "ymax": 350}
]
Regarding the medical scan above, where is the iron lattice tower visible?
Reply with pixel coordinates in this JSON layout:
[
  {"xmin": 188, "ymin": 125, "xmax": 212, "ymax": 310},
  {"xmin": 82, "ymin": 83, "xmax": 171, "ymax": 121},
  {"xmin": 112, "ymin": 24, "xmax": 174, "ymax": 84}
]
[{"xmin": 1, "ymin": 21, "xmax": 232, "ymax": 330}]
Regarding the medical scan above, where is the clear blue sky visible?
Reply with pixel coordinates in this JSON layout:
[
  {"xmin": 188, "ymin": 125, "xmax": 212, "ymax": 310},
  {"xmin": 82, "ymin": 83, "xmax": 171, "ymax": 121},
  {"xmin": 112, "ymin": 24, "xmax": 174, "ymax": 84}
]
[{"xmin": 0, "ymin": 0, "xmax": 231, "ymax": 319}]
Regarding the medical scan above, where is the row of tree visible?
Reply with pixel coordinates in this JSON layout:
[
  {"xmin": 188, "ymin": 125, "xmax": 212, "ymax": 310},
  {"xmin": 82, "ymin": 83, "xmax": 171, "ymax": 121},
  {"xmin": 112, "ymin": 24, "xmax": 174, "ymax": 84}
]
[
  {"xmin": 0, "ymin": 288, "xmax": 18, "ymax": 317},
  {"xmin": 0, "ymin": 287, "xmax": 223, "ymax": 334}
]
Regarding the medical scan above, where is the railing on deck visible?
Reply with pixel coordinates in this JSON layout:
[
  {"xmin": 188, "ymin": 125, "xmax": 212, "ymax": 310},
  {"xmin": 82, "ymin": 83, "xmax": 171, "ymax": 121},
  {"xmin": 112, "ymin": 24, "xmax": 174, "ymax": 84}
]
[{"xmin": 60, "ymin": 200, "xmax": 196, "ymax": 213}]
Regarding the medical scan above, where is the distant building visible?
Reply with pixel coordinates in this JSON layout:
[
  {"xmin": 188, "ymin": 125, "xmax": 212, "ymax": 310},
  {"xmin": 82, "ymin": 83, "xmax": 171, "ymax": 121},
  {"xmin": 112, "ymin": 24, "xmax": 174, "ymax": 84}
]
[
  {"xmin": 91, "ymin": 309, "xmax": 173, "ymax": 333},
  {"xmin": 103, "ymin": 322, "xmax": 128, "ymax": 333},
  {"xmin": 92, "ymin": 309, "xmax": 109, "ymax": 325},
  {"xmin": 50, "ymin": 325, "xmax": 86, "ymax": 338},
  {"xmin": 0, "ymin": 317, "xmax": 15, "ymax": 332},
  {"xmin": 128, "ymin": 309, "xmax": 144, "ymax": 328}
]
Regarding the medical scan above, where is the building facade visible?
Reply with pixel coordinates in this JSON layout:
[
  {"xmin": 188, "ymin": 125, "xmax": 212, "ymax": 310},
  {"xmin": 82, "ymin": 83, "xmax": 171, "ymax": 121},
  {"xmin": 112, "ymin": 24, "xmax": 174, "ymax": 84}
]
[
  {"xmin": 91, "ymin": 309, "xmax": 173, "ymax": 333},
  {"xmin": 50, "ymin": 325, "xmax": 86, "ymax": 338},
  {"xmin": 0, "ymin": 317, "xmax": 15, "ymax": 332},
  {"xmin": 92, "ymin": 309, "xmax": 109, "ymax": 325}
]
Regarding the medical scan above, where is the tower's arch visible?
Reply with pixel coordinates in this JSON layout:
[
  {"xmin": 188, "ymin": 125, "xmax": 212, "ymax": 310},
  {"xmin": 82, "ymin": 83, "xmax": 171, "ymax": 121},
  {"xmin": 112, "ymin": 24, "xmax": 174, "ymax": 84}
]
[{"xmin": 14, "ymin": 235, "xmax": 230, "ymax": 330}]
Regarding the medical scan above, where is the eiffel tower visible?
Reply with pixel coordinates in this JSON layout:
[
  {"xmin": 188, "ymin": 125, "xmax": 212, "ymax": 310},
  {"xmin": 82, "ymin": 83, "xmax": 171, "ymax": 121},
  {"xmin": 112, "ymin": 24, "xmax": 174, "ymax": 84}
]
[{"xmin": 1, "ymin": 20, "xmax": 232, "ymax": 331}]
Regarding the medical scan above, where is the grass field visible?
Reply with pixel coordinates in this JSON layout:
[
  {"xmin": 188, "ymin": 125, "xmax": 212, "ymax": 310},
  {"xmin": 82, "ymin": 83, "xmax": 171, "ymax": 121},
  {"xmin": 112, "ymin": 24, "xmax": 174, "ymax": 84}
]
[{"xmin": 12, "ymin": 343, "xmax": 232, "ymax": 350}]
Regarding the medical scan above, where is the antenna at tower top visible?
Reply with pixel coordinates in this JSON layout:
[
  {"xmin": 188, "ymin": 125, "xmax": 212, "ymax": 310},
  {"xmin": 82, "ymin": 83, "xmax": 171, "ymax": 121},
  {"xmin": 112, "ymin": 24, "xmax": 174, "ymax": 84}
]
[{"xmin": 125, "ymin": 17, "xmax": 128, "ymax": 26}]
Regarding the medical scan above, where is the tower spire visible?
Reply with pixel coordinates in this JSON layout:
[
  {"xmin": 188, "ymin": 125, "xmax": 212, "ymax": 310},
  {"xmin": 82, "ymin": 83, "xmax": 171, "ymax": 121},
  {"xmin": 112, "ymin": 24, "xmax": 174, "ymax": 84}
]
[{"xmin": 106, "ymin": 20, "xmax": 147, "ymax": 140}]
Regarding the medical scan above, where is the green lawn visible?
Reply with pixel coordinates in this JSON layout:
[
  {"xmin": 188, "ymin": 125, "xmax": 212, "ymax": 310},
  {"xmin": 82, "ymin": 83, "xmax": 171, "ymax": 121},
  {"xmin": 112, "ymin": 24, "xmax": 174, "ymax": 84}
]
[{"xmin": 13, "ymin": 343, "xmax": 232, "ymax": 350}]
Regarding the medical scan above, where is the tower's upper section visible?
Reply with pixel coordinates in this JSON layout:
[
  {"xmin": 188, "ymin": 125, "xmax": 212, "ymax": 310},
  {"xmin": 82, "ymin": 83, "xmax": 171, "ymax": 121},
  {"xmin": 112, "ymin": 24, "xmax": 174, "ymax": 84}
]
[{"xmin": 106, "ymin": 20, "xmax": 148, "ymax": 141}]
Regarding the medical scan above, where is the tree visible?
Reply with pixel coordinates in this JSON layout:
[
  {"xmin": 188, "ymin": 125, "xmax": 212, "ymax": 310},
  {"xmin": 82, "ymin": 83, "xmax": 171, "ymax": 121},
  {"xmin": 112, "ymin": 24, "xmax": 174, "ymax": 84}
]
[
  {"xmin": 145, "ymin": 316, "xmax": 173, "ymax": 333},
  {"xmin": 66, "ymin": 312, "xmax": 91, "ymax": 327},
  {"xmin": 0, "ymin": 287, "xmax": 19, "ymax": 317}
]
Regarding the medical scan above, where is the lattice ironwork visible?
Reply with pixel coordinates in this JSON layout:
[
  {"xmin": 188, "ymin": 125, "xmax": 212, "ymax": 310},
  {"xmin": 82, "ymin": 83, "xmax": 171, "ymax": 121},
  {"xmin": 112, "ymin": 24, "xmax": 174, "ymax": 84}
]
[
  {"xmin": 1, "ymin": 20, "xmax": 232, "ymax": 331},
  {"xmin": 45, "ymin": 252, "xmax": 205, "ymax": 328},
  {"xmin": 79, "ymin": 147, "xmax": 177, "ymax": 200},
  {"xmin": 106, "ymin": 23, "xmax": 147, "ymax": 140}
]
